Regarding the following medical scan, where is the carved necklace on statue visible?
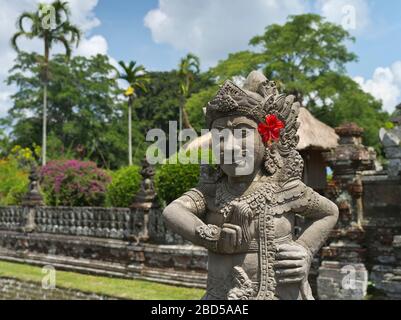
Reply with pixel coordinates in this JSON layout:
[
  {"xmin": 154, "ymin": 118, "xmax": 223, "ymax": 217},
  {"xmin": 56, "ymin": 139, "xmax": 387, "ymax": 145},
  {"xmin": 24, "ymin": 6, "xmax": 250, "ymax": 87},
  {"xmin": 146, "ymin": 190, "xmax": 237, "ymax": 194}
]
[{"xmin": 215, "ymin": 175, "xmax": 278, "ymax": 300}]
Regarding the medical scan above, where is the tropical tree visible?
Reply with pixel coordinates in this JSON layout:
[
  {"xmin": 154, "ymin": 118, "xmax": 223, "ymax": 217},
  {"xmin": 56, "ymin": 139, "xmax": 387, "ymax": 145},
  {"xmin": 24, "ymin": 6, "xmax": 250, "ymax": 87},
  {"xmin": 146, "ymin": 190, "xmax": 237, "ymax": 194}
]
[
  {"xmin": 6, "ymin": 52, "xmax": 126, "ymax": 169},
  {"xmin": 11, "ymin": 0, "xmax": 81, "ymax": 166},
  {"xmin": 178, "ymin": 53, "xmax": 200, "ymax": 131},
  {"xmin": 117, "ymin": 61, "xmax": 150, "ymax": 166},
  {"xmin": 185, "ymin": 14, "xmax": 390, "ymax": 150},
  {"xmin": 249, "ymin": 14, "xmax": 357, "ymax": 106}
]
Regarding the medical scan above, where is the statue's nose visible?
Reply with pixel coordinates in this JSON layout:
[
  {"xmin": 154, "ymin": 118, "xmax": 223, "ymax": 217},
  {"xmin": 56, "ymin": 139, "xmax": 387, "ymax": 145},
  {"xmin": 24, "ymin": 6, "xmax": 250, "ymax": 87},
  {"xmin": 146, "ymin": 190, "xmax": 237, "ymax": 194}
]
[
  {"xmin": 224, "ymin": 133, "xmax": 242, "ymax": 152},
  {"xmin": 220, "ymin": 133, "xmax": 242, "ymax": 164}
]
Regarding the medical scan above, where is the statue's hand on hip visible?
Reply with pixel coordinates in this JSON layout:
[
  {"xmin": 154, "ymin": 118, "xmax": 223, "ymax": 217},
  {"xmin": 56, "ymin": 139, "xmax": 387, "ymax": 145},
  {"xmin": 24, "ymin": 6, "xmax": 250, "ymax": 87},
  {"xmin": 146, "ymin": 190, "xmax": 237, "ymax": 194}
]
[{"xmin": 274, "ymin": 243, "xmax": 312, "ymax": 284}]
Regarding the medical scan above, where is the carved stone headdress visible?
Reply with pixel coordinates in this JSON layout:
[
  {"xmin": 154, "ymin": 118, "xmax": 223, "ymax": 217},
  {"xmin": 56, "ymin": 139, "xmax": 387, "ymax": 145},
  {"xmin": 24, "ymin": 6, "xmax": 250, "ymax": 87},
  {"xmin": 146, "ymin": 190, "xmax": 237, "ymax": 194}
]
[{"xmin": 206, "ymin": 71, "xmax": 301, "ymax": 158}]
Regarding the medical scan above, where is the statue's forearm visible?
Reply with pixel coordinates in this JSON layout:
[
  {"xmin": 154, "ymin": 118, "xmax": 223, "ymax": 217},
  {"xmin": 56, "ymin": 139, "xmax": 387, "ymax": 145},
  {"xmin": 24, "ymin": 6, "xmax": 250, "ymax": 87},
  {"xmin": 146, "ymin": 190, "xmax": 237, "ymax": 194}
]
[
  {"xmin": 163, "ymin": 202, "xmax": 205, "ymax": 244},
  {"xmin": 296, "ymin": 197, "xmax": 339, "ymax": 256}
]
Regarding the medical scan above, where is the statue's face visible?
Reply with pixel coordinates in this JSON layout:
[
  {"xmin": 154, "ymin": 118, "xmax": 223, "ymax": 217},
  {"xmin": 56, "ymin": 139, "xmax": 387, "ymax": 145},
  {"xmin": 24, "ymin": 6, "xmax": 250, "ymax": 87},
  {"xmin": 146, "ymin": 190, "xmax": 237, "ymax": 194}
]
[{"xmin": 211, "ymin": 115, "xmax": 265, "ymax": 177}]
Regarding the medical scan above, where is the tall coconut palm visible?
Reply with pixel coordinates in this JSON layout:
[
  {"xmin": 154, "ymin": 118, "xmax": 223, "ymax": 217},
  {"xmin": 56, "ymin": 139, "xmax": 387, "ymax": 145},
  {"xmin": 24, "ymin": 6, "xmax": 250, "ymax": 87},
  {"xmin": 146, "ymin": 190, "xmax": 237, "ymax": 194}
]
[
  {"xmin": 11, "ymin": 1, "xmax": 81, "ymax": 166},
  {"xmin": 178, "ymin": 53, "xmax": 200, "ymax": 132},
  {"xmin": 117, "ymin": 61, "xmax": 150, "ymax": 166}
]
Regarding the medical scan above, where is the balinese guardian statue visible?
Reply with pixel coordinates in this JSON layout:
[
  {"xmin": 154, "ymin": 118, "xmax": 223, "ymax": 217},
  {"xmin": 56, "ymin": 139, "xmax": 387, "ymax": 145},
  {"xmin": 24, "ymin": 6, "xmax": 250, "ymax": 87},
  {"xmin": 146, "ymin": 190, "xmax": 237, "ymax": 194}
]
[{"xmin": 163, "ymin": 71, "xmax": 339, "ymax": 300}]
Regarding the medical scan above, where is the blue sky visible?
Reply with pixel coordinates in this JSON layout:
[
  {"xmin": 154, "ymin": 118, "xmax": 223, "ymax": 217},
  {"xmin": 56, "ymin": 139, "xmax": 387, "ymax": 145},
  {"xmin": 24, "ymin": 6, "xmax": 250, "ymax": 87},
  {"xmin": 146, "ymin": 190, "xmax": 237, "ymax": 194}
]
[
  {"xmin": 0, "ymin": 0, "xmax": 400, "ymax": 115},
  {"xmin": 94, "ymin": 0, "xmax": 182, "ymax": 71},
  {"xmin": 92, "ymin": 0, "xmax": 401, "ymax": 79}
]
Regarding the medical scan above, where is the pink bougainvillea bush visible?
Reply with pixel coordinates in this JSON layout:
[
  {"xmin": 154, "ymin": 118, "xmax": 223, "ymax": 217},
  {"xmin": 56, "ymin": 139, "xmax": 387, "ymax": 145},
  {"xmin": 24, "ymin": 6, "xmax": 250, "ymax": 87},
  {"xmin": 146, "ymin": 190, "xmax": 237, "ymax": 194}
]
[{"xmin": 39, "ymin": 160, "xmax": 111, "ymax": 207}]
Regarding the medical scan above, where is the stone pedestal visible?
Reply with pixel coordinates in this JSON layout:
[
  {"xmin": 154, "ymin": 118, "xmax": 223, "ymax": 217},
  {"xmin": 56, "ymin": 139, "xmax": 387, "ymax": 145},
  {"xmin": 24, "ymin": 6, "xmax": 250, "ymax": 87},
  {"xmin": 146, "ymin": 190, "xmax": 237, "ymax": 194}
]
[
  {"xmin": 130, "ymin": 158, "xmax": 157, "ymax": 243},
  {"xmin": 21, "ymin": 166, "xmax": 44, "ymax": 233},
  {"xmin": 318, "ymin": 123, "xmax": 375, "ymax": 300}
]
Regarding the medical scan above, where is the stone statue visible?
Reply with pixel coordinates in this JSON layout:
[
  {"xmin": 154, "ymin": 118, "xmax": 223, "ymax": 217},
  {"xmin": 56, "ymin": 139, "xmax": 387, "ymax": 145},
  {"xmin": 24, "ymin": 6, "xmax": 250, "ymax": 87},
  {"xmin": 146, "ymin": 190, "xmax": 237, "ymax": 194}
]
[{"xmin": 163, "ymin": 71, "xmax": 339, "ymax": 300}]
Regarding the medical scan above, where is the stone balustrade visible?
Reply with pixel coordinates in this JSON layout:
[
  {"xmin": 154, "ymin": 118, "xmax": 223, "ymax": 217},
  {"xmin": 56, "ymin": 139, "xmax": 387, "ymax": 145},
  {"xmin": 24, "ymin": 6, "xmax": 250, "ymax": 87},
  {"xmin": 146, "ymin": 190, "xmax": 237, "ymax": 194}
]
[
  {"xmin": 0, "ymin": 205, "xmax": 183, "ymax": 244},
  {"xmin": 0, "ymin": 206, "xmax": 25, "ymax": 231},
  {"xmin": 35, "ymin": 207, "xmax": 132, "ymax": 239},
  {"xmin": 0, "ymin": 206, "xmax": 133, "ymax": 240}
]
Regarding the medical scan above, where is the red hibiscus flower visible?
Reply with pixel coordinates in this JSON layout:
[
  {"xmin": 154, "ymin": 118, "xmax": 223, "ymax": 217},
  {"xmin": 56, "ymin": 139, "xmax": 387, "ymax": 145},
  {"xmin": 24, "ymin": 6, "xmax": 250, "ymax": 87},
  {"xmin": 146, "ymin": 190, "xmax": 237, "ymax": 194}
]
[{"xmin": 258, "ymin": 114, "xmax": 285, "ymax": 144}]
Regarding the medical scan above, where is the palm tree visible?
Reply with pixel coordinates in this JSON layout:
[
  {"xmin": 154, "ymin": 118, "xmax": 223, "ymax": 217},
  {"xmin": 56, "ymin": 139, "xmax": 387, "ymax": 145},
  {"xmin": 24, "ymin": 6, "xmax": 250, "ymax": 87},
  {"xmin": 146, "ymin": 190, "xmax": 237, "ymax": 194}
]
[
  {"xmin": 11, "ymin": 1, "xmax": 81, "ymax": 166},
  {"xmin": 117, "ymin": 61, "xmax": 150, "ymax": 166},
  {"xmin": 178, "ymin": 53, "xmax": 200, "ymax": 132}
]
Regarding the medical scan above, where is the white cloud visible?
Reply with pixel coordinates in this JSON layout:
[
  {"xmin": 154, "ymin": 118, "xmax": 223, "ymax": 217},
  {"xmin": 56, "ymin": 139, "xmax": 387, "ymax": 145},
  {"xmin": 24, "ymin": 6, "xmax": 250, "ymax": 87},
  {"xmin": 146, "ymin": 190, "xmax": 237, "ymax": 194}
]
[
  {"xmin": 144, "ymin": 0, "xmax": 373, "ymax": 67},
  {"xmin": 65, "ymin": 0, "xmax": 101, "ymax": 32},
  {"xmin": 0, "ymin": 0, "xmax": 108, "ymax": 119},
  {"xmin": 354, "ymin": 61, "xmax": 401, "ymax": 113},
  {"xmin": 144, "ymin": 0, "xmax": 307, "ymax": 67},
  {"xmin": 316, "ymin": 0, "xmax": 370, "ymax": 33},
  {"xmin": 75, "ymin": 35, "xmax": 108, "ymax": 57}
]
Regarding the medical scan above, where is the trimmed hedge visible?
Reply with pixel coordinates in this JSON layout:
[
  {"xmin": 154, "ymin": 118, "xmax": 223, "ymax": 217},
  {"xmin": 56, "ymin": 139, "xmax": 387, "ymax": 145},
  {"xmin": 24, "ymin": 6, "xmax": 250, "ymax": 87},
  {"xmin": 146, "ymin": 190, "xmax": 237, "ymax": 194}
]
[
  {"xmin": 106, "ymin": 166, "xmax": 141, "ymax": 207},
  {"xmin": 154, "ymin": 149, "xmax": 217, "ymax": 205}
]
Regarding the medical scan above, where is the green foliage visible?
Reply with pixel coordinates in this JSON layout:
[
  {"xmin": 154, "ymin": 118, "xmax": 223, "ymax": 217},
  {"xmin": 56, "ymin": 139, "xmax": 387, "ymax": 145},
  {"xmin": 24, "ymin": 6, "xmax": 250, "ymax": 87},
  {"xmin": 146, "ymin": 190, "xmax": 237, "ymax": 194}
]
[
  {"xmin": 154, "ymin": 153, "xmax": 201, "ymax": 205},
  {"xmin": 384, "ymin": 122, "xmax": 395, "ymax": 130},
  {"xmin": 178, "ymin": 53, "xmax": 201, "ymax": 97},
  {"xmin": 154, "ymin": 149, "xmax": 216, "ymax": 204},
  {"xmin": 5, "ymin": 55, "xmax": 212, "ymax": 168},
  {"xmin": 186, "ymin": 85, "xmax": 219, "ymax": 132},
  {"xmin": 133, "ymin": 71, "xmax": 213, "ymax": 155},
  {"xmin": 184, "ymin": 14, "xmax": 389, "ymax": 151},
  {"xmin": 4, "ymin": 13, "xmax": 391, "ymax": 168},
  {"xmin": 0, "ymin": 260, "xmax": 204, "ymax": 300},
  {"xmin": 0, "ymin": 159, "xmax": 29, "ymax": 206},
  {"xmin": 106, "ymin": 166, "xmax": 141, "ymax": 207},
  {"xmin": 209, "ymin": 51, "xmax": 264, "ymax": 81},
  {"xmin": 11, "ymin": 0, "xmax": 81, "ymax": 59},
  {"xmin": 249, "ymin": 14, "xmax": 357, "ymax": 100},
  {"xmin": 315, "ymin": 76, "xmax": 389, "ymax": 152},
  {"xmin": 0, "ymin": 128, "xmax": 12, "ymax": 158},
  {"xmin": 117, "ymin": 60, "xmax": 150, "ymax": 95},
  {"xmin": 6, "ymin": 52, "xmax": 128, "ymax": 169}
]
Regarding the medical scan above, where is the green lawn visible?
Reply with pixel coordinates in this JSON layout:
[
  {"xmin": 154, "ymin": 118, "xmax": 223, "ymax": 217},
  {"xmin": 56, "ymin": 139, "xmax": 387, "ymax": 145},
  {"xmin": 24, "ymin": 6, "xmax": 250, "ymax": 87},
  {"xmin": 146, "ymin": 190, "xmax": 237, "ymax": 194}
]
[{"xmin": 0, "ymin": 260, "xmax": 205, "ymax": 300}]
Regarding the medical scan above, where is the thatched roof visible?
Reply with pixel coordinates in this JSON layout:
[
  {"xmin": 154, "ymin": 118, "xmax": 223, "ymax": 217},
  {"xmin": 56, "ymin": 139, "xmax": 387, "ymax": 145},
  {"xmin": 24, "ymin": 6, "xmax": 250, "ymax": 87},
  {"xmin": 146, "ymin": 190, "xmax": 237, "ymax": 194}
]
[
  {"xmin": 297, "ymin": 107, "xmax": 339, "ymax": 151},
  {"xmin": 184, "ymin": 107, "xmax": 338, "ymax": 152}
]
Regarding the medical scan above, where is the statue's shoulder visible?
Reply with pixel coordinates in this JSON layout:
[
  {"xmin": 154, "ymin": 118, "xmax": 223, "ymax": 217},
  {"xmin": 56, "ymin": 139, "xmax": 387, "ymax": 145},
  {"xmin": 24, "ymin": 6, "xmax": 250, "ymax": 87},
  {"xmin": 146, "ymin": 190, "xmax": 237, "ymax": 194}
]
[{"xmin": 271, "ymin": 179, "xmax": 314, "ymax": 215}]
